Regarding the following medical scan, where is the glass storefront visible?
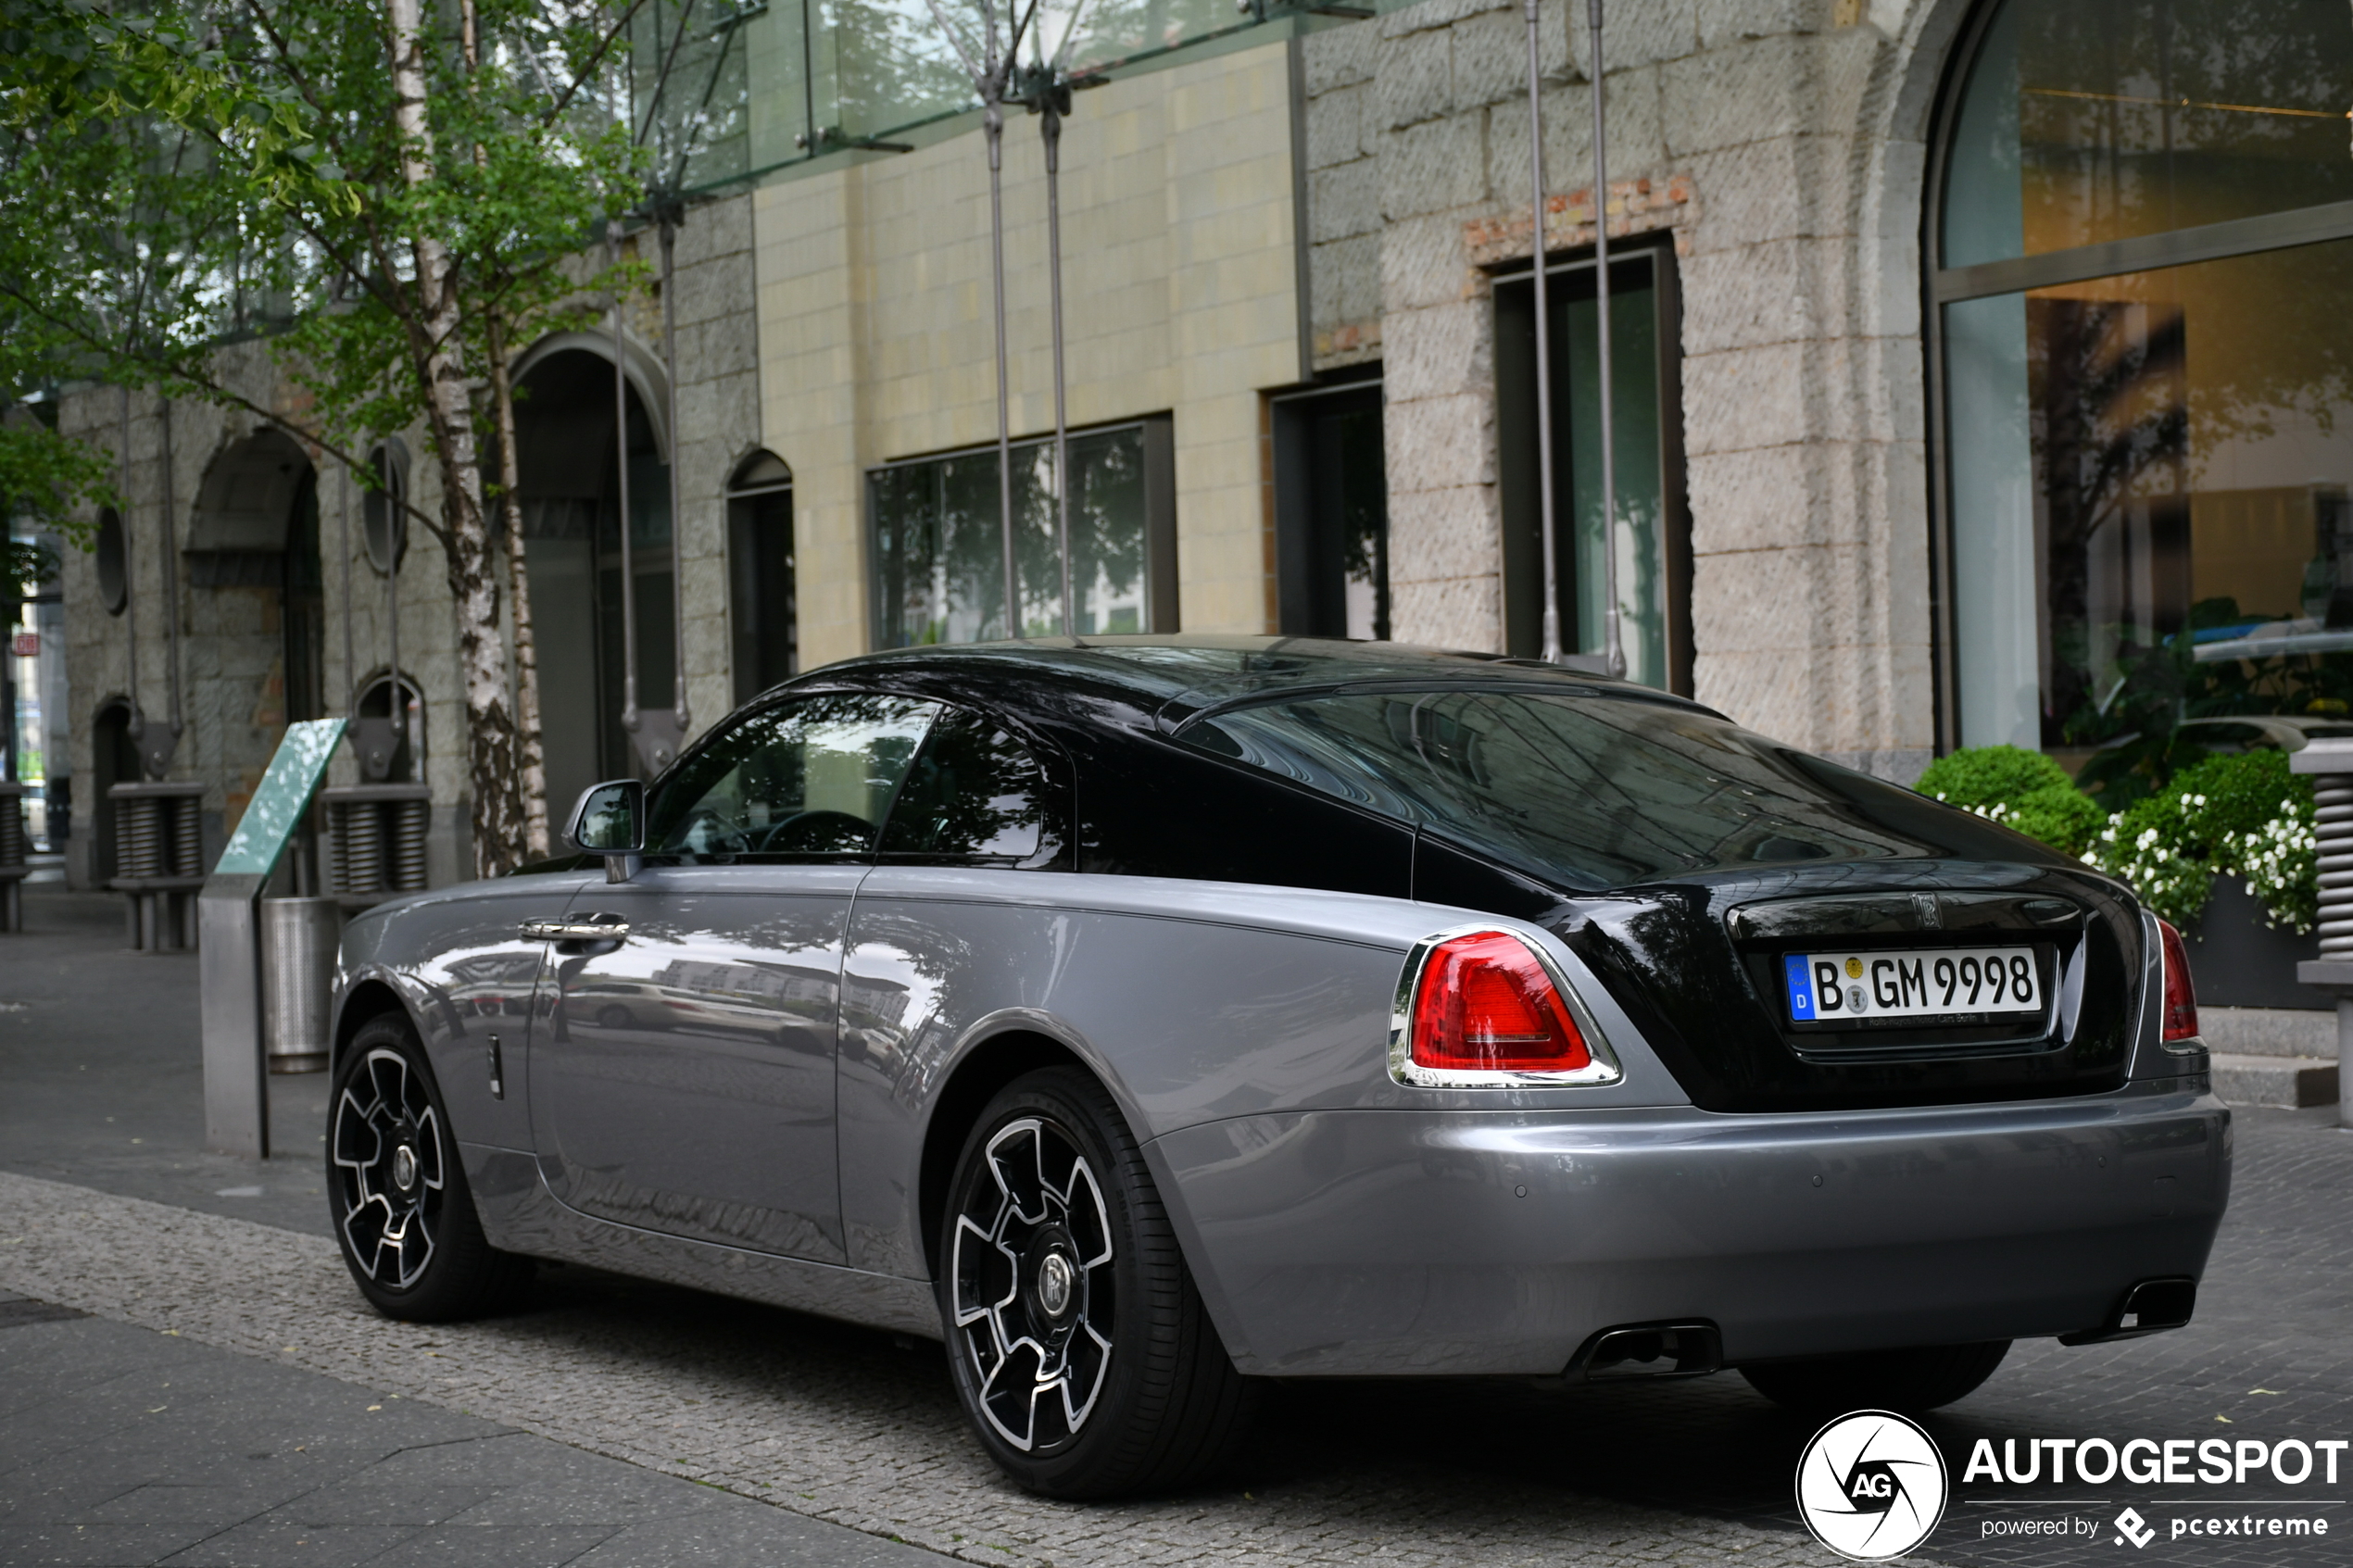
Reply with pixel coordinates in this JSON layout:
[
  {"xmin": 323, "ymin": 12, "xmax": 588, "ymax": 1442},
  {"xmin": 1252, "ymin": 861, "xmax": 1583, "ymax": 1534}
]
[
  {"xmin": 1938, "ymin": 0, "xmax": 2353, "ymax": 769},
  {"xmin": 868, "ymin": 421, "xmax": 1169, "ymax": 646}
]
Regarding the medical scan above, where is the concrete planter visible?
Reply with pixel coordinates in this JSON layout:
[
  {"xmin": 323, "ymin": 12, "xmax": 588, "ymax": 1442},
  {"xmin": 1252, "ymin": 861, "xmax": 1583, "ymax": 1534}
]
[{"xmin": 2184, "ymin": 875, "xmax": 2325, "ymax": 1011}]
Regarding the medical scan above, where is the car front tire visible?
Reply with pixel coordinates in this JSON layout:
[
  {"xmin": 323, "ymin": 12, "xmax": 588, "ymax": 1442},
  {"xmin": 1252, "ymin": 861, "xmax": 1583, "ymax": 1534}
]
[
  {"xmin": 939, "ymin": 1067, "xmax": 1256, "ymax": 1499},
  {"xmin": 1741, "ymin": 1339, "xmax": 2011, "ymax": 1414},
  {"xmin": 328, "ymin": 1012, "xmax": 532, "ymax": 1321}
]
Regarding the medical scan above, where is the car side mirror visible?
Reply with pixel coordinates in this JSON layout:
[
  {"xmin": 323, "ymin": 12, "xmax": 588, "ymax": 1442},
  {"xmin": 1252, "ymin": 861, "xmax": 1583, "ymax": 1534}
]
[{"xmin": 566, "ymin": 780, "xmax": 645, "ymax": 882}]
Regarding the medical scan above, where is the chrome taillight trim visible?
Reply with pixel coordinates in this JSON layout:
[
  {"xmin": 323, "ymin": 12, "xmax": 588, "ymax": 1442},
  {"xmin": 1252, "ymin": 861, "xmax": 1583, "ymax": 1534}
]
[{"xmin": 1387, "ymin": 922, "xmax": 1626, "ymax": 1089}]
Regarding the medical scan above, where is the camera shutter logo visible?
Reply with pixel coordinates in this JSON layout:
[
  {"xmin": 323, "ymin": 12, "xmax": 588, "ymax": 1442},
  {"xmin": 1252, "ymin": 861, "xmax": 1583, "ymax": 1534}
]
[{"xmin": 1794, "ymin": 1410, "xmax": 1949, "ymax": 1561}]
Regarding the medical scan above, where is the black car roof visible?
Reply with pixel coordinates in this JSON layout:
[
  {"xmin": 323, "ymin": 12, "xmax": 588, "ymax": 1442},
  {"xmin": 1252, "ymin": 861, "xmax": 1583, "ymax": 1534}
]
[{"xmin": 798, "ymin": 634, "xmax": 1714, "ymax": 727}]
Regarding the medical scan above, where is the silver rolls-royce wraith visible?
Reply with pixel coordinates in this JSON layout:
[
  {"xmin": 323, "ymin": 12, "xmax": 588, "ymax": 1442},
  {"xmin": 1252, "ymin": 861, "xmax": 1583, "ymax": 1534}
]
[{"xmin": 326, "ymin": 636, "xmax": 2227, "ymax": 1498}]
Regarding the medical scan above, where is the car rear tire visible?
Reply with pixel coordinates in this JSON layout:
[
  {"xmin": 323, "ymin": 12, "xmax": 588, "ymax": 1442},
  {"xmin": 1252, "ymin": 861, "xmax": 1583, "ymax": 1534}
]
[
  {"xmin": 328, "ymin": 1013, "xmax": 533, "ymax": 1322},
  {"xmin": 938, "ymin": 1066, "xmax": 1256, "ymax": 1499},
  {"xmin": 1741, "ymin": 1339, "xmax": 2011, "ymax": 1414}
]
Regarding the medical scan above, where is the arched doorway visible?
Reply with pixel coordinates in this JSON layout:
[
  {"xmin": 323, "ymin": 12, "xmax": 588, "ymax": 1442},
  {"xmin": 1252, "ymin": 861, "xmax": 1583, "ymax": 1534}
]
[
  {"xmin": 187, "ymin": 429, "xmax": 323, "ymax": 835},
  {"xmin": 87, "ymin": 697, "xmax": 141, "ymax": 885},
  {"xmin": 510, "ymin": 336, "xmax": 673, "ymax": 814},
  {"xmin": 728, "ymin": 450, "xmax": 796, "ymax": 706}
]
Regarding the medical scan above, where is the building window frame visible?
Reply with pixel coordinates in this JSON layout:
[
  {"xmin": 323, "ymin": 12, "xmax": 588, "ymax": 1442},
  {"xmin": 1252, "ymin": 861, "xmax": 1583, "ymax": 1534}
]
[
  {"xmin": 727, "ymin": 449, "xmax": 797, "ymax": 707},
  {"xmin": 863, "ymin": 414, "xmax": 1177, "ymax": 648},
  {"xmin": 1490, "ymin": 232, "xmax": 1693, "ymax": 696},
  {"xmin": 1922, "ymin": 0, "xmax": 2353, "ymax": 754},
  {"xmin": 1269, "ymin": 367, "xmax": 1390, "ymax": 642}
]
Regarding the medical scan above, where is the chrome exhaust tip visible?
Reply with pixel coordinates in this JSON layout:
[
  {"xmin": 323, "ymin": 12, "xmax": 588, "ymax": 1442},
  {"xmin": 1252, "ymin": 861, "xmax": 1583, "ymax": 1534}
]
[
  {"xmin": 2059, "ymin": 1276, "xmax": 2197, "ymax": 1345},
  {"xmin": 1572, "ymin": 1321, "xmax": 1723, "ymax": 1381}
]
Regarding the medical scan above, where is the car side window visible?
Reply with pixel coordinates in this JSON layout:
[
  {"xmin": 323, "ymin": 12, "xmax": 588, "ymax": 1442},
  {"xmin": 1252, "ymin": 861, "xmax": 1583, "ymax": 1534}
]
[
  {"xmin": 877, "ymin": 708, "xmax": 1046, "ymax": 863},
  {"xmin": 647, "ymin": 693, "xmax": 942, "ymax": 862}
]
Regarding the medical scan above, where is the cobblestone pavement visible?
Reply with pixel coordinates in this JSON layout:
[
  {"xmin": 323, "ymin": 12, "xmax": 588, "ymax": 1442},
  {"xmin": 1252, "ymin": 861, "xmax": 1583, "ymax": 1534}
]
[
  {"xmin": 5, "ymin": 884, "xmax": 2351, "ymax": 1567},
  {"xmin": 0, "ymin": 1171, "xmax": 1827, "ymax": 1568}
]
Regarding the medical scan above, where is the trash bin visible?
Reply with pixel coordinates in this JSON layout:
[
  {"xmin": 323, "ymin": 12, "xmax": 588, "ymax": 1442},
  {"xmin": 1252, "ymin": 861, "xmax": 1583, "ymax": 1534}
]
[{"xmin": 260, "ymin": 896, "xmax": 341, "ymax": 1073}]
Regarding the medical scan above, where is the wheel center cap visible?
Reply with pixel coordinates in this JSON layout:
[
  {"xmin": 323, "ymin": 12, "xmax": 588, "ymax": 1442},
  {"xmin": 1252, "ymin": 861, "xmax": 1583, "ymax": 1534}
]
[
  {"xmin": 1036, "ymin": 1251, "xmax": 1076, "ymax": 1318},
  {"xmin": 392, "ymin": 1144, "xmax": 418, "ymax": 1191}
]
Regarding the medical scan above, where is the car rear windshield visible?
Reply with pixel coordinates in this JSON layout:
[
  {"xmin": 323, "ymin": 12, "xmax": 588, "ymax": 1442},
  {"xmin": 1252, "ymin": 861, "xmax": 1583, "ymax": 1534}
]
[{"xmin": 1178, "ymin": 688, "xmax": 1931, "ymax": 887}]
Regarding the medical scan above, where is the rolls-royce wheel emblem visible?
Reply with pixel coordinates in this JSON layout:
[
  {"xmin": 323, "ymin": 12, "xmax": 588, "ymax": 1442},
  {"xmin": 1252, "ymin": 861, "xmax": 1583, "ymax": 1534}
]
[
  {"xmin": 1794, "ymin": 1409, "xmax": 1948, "ymax": 1561},
  {"xmin": 1037, "ymin": 1251, "xmax": 1076, "ymax": 1316}
]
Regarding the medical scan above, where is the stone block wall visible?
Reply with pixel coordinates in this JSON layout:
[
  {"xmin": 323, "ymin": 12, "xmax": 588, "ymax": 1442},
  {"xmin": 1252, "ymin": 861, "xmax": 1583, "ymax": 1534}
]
[
  {"xmin": 49, "ymin": 194, "xmax": 760, "ymax": 890},
  {"xmin": 1302, "ymin": 0, "xmax": 1980, "ymax": 780},
  {"xmin": 56, "ymin": 350, "xmax": 468, "ymax": 890},
  {"xmin": 656, "ymin": 193, "xmax": 761, "ymax": 735}
]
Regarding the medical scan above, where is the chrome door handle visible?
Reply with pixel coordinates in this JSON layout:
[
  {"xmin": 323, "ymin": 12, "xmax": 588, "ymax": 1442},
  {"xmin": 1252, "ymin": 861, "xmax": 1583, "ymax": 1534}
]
[{"xmin": 520, "ymin": 917, "xmax": 631, "ymax": 942}]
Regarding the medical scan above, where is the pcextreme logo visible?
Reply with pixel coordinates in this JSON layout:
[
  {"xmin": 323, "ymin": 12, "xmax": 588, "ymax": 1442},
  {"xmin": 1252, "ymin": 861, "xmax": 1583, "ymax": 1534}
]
[{"xmin": 1795, "ymin": 1411, "xmax": 1950, "ymax": 1562}]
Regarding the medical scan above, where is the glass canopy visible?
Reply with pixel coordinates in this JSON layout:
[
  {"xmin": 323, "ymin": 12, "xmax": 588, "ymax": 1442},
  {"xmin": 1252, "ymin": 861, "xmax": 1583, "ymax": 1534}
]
[{"xmin": 620, "ymin": 0, "xmax": 1370, "ymax": 201}]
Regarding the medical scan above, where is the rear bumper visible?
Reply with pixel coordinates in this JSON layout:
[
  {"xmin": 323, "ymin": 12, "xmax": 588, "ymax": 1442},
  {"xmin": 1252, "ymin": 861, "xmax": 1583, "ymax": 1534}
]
[{"xmin": 1151, "ymin": 1080, "xmax": 2230, "ymax": 1377}]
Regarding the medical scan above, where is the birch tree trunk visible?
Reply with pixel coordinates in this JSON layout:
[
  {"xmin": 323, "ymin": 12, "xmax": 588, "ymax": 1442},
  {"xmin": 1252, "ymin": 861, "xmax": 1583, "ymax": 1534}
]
[
  {"xmin": 387, "ymin": 0, "xmax": 525, "ymax": 878},
  {"xmin": 454, "ymin": 0, "xmax": 549, "ymax": 859},
  {"xmin": 487, "ymin": 312, "xmax": 550, "ymax": 858}
]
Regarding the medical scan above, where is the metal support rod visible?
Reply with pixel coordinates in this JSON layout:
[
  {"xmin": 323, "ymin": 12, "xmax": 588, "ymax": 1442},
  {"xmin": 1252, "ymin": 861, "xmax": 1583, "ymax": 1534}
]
[
  {"xmin": 1589, "ymin": 0, "xmax": 1625, "ymax": 679},
  {"xmin": 610, "ymin": 220, "xmax": 641, "ymax": 735},
  {"xmin": 1043, "ymin": 83, "xmax": 1074, "ymax": 637},
  {"xmin": 1524, "ymin": 0, "xmax": 1561, "ymax": 665},
  {"xmin": 658, "ymin": 215, "xmax": 692, "ymax": 732},
  {"xmin": 119, "ymin": 386, "xmax": 144, "ymax": 747},
  {"xmin": 340, "ymin": 460, "xmax": 356, "ymax": 715},
  {"xmin": 387, "ymin": 462, "xmax": 402, "ymax": 746},
  {"xmin": 919, "ymin": 0, "xmax": 1037, "ymax": 640},
  {"xmin": 987, "ymin": 96, "xmax": 1018, "ymax": 638},
  {"xmin": 799, "ymin": 0, "xmax": 817, "ymax": 154},
  {"xmin": 159, "ymin": 398, "xmax": 182, "ymax": 741}
]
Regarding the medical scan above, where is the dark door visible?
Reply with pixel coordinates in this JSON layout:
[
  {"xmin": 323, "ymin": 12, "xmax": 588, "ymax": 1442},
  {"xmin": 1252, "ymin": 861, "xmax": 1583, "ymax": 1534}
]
[{"xmin": 530, "ymin": 692, "xmax": 941, "ymax": 1261}]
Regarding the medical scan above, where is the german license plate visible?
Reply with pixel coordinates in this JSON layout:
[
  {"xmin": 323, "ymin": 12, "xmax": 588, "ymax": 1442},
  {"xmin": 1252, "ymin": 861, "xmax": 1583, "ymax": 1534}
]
[{"xmin": 1783, "ymin": 947, "xmax": 2041, "ymax": 1023}]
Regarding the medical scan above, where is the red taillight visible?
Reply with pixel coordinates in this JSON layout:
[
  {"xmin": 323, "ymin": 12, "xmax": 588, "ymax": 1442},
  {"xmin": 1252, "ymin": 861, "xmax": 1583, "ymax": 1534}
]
[
  {"xmin": 2157, "ymin": 918, "xmax": 2199, "ymax": 1042},
  {"xmin": 1410, "ymin": 931, "xmax": 1592, "ymax": 1073}
]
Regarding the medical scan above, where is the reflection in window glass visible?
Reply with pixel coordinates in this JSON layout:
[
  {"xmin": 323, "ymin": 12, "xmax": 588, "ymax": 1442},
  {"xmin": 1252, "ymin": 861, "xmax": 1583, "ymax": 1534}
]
[
  {"xmin": 880, "ymin": 709, "xmax": 1044, "ymax": 860},
  {"xmin": 1181, "ymin": 691, "xmax": 1914, "ymax": 888},
  {"xmin": 1946, "ymin": 241, "xmax": 2353, "ymax": 754},
  {"xmin": 1942, "ymin": 0, "xmax": 2353, "ymax": 268},
  {"xmin": 648, "ymin": 694, "xmax": 940, "ymax": 859},
  {"xmin": 1494, "ymin": 251, "xmax": 1679, "ymax": 690},
  {"xmin": 870, "ymin": 425, "xmax": 1150, "ymax": 645}
]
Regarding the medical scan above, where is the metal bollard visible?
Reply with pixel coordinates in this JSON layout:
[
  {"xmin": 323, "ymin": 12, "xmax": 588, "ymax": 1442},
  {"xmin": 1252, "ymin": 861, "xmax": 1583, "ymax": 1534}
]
[
  {"xmin": 259, "ymin": 896, "xmax": 341, "ymax": 1073},
  {"xmin": 2291, "ymin": 738, "xmax": 2353, "ymax": 1128}
]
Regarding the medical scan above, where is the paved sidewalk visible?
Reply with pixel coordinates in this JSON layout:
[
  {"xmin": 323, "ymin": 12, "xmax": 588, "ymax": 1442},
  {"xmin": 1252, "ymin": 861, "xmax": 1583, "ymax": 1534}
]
[
  {"xmin": 0, "ymin": 887, "xmax": 331, "ymax": 1236},
  {"xmin": 0, "ymin": 1289, "xmax": 942, "ymax": 1567}
]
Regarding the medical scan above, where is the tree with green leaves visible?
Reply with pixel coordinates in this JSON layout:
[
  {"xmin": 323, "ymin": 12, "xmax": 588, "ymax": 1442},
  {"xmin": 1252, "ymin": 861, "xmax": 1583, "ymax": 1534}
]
[{"xmin": 0, "ymin": 0, "xmax": 647, "ymax": 875}]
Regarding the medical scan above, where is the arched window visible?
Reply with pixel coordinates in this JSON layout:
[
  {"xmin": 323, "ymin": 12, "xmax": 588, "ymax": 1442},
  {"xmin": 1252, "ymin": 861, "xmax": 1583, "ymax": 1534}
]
[
  {"xmin": 728, "ymin": 450, "xmax": 796, "ymax": 705},
  {"xmin": 94, "ymin": 508, "xmax": 128, "ymax": 615},
  {"xmin": 363, "ymin": 437, "xmax": 409, "ymax": 573},
  {"xmin": 1931, "ymin": 0, "xmax": 2353, "ymax": 775}
]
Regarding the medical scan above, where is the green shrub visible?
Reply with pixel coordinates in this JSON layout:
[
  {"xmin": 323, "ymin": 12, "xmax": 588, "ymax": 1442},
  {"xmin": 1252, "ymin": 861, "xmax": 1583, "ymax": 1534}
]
[
  {"xmin": 1916, "ymin": 745, "xmax": 2104, "ymax": 857},
  {"xmin": 1915, "ymin": 745, "xmax": 2076, "ymax": 811},
  {"xmin": 2084, "ymin": 749, "xmax": 2317, "ymax": 932},
  {"xmin": 1998, "ymin": 785, "xmax": 2107, "ymax": 859}
]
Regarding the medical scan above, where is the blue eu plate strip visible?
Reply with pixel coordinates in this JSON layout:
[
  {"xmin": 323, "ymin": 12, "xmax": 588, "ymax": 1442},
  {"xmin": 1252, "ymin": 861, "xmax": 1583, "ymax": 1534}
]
[{"xmin": 1784, "ymin": 953, "xmax": 1816, "ymax": 1021}]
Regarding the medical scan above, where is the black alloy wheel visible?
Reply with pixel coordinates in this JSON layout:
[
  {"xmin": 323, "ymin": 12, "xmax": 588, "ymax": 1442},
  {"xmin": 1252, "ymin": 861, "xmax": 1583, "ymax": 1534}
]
[
  {"xmin": 328, "ymin": 1012, "xmax": 531, "ymax": 1321},
  {"xmin": 940, "ymin": 1067, "xmax": 1255, "ymax": 1499},
  {"xmin": 1741, "ymin": 1339, "xmax": 2012, "ymax": 1414}
]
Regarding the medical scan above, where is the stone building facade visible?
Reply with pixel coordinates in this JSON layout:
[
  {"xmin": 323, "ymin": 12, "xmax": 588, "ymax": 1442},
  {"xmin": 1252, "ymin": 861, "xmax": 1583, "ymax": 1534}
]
[{"xmin": 36, "ymin": 0, "xmax": 2353, "ymax": 892}]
